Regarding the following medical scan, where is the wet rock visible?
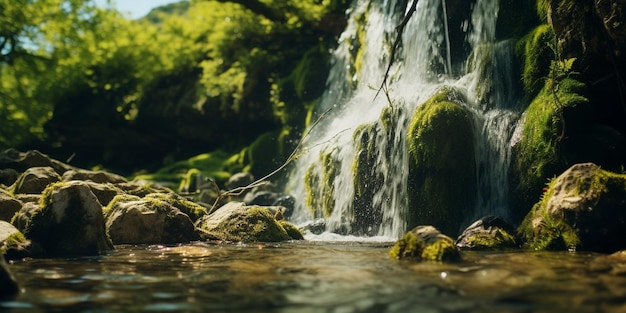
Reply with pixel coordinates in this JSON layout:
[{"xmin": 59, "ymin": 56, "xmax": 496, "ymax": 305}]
[
  {"xmin": 11, "ymin": 167, "xmax": 61, "ymax": 194},
  {"xmin": 300, "ymin": 218, "xmax": 327, "ymax": 235},
  {"xmin": 0, "ymin": 254, "xmax": 18, "ymax": 299},
  {"xmin": 0, "ymin": 221, "xmax": 30, "ymax": 259},
  {"xmin": 21, "ymin": 181, "xmax": 113, "ymax": 256},
  {"xmin": 0, "ymin": 149, "xmax": 72, "ymax": 175},
  {"xmin": 62, "ymin": 169, "xmax": 127, "ymax": 184},
  {"xmin": 196, "ymin": 202, "xmax": 302, "ymax": 242},
  {"xmin": 389, "ymin": 225, "xmax": 461, "ymax": 262},
  {"xmin": 406, "ymin": 87, "xmax": 477, "ymax": 236},
  {"xmin": 456, "ymin": 215, "xmax": 518, "ymax": 250},
  {"xmin": 0, "ymin": 189, "xmax": 22, "ymax": 222},
  {"xmin": 518, "ymin": 163, "xmax": 626, "ymax": 252},
  {"xmin": 104, "ymin": 194, "xmax": 200, "ymax": 245}
]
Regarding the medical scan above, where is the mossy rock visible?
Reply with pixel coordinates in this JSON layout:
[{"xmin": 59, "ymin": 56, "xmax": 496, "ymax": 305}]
[
  {"xmin": 510, "ymin": 77, "xmax": 591, "ymax": 221},
  {"xmin": 0, "ymin": 189, "xmax": 22, "ymax": 223},
  {"xmin": 390, "ymin": 225, "xmax": 460, "ymax": 262},
  {"xmin": 196, "ymin": 202, "xmax": 302, "ymax": 242},
  {"xmin": 22, "ymin": 181, "xmax": 114, "ymax": 256},
  {"xmin": 515, "ymin": 24, "xmax": 554, "ymax": 98},
  {"xmin": 10, "ymin": 166, "xmax": 61, "ymax": 195},
  {"xmin": 455, "ymin": 215, "xmax": 518, "ymax": 250},
  {"xmin": 407, "ymin": 87, "xmax": 476, "ymax": 236},
  {"xmin": 0, "ymin": 221, "xmax": 30, "ymax": 259},
  {"xmin": 517, "ymin": 163, "xmax": 626, "ymax": 253},
  {"xmin": 104, "ymin": 194, "xmax": 200, "ymax": 245},
  {"xmin": 304, "ymin": 147, "xmax": 340, "ymax": 219},
  {"xmin": 496, "ymin": 0, "xmax": 540, "ymax": 40},
  {"xmin": 144, "ymin": 193, "xmax": 208, "ymax": 223}
]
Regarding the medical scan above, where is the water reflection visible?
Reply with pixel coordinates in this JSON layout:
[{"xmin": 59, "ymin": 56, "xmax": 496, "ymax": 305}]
[{"xmin": 3, "ymin": 242, "xmax": 626, "ymax": 312}]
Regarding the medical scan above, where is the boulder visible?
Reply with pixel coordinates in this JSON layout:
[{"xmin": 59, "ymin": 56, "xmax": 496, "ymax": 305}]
[
  {"xmin": 0, "ymin": 149, "xmax": 72, "ymax": 175},
  {"xmin": 406, "ymin": 87, "xmax": 477, "ymax": 236},
  {"xmin": 225, "ymin": 172, "xmax": 255, "ymax": 190},
  {"xmin": 11, "ymin": 202, "xmax": 40, "ymax": 233},
  {"xmin": 62, "ymin": 169, "xmax": 127, "ymax": 184},
  {"xmin": 196, "ymin": 202, "xmax": 303, "ymax": 242},
  {"xmin": 115, "ymin": 181, "xmax": 174, "ymax": 197},
  {"xmin": 518, "ymin": 163, "xmax": 626, "ymax": 252},
  {"xmin": 455, "ymin": 215, "xmax": 518, "ymax": 250},
  {"xmin": 21, "ymin": 181, "xmax": 113, "ymax": 256},
  {"xmin": 0, "ymin": 169, "xmax": 19, "ymax": 187},
  {"xmin": 389, "ymin": 225, "xmax": 461, "ymax": 262},
  {"xmin": 0, "ymin": 221, "xmax": 29, "ymax": 259},
  {"xmin": 104, "ymin": 194, "xmax": 200, "ymax": 245},
  {"xmin": 11, "ymin": 167, "xmax": 61, "ymax": 194},
  {"xmin": 143, "ymin": 193, "xmax": 208, "ymax": 223},
  {"xmin": 0, "ymin": 254, "xmax": 18, "ymax": 299},
  {"xmin": 0, "ymin": 189, "xmax": 22, "ymax": 222}
]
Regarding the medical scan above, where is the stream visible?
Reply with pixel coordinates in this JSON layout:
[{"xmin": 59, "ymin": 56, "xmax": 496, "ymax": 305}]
[{"xmin": 3, "ymin": 239, "xmax": 626, "ymax": 312}]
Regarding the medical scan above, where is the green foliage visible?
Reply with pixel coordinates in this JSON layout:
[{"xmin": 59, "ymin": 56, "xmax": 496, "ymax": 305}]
[{"xmin": 515, "ymin": 24, "xmax": 554, "ymax": 98}]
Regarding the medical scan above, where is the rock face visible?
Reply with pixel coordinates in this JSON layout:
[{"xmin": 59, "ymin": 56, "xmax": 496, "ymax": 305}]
[
  {"xmin": 11, "ymin": 167, "xmax": 61, "ymax": 194},
  {"xmin": 518, "ymin": 163, "xmax": 626, "ymax": 252},
  {"xmin": 196, "ymin": 202, "xmax": 303, "ymax": 242},
  {"xmin": 456, "ymin": 215, "xmax": 518, "ymax": 250},
  {"xmin": 104, "ymin": 194, "xmax": 200, "ymax": 245},
  {"xmin": 21, "ymin": 181, "xmax": 113, "ymax": 256},
  {"xmin": 407, "ymin": 87, "xmax": 476, "ymax": 236},
  {"xmin": 389, "ymin": 225, "xmax": 461, "ymax": 262}
]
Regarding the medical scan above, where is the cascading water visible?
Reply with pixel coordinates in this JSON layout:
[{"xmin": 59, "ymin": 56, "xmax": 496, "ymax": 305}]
[{"xmin": 287, "ymin": 0, "xmax": 523, "ymax": 238}]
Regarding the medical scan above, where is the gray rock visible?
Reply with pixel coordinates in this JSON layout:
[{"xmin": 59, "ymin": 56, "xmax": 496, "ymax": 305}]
[
  {"xmin": 11, "ymin": 167, "xmax": 61, "ymax": 194},
  {"xmin": 0, "ymin": 221, "xmax": 29, "ymax": 259},
  {"xmin": 456, "ymin": 215, "xmax": 518, "ymax": 250},
  {"xmin": 0, "ymin": 189, "xmax": 22, "ymax": 222},
  {"xmin": 0, "ymin": 169, "xmax": 19, "ymax": 187},
  {"xmin": 0, "ymin": 149, "xmax": 73, "ymax": 175},
  {"xmin": 104, "ymin": 195, "xmax": 200, "ymax": 244},
  {"xmin": 21, "ymin": 181, "xmax": 113, "ymax": 256},
  {"xmin": 225, "ymin": 172, "xmax": 255, "ymax": 190},
  {"xmin": 62, "ymin": 169, "xmax": 127, "ymax": 184}
]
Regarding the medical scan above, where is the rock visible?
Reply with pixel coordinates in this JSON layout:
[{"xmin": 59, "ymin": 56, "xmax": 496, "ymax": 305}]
[
  {"xmin": 196, "ymin": 202, "xmax": 303, "ymax": 242},
  {"xmin": 74, "ymin": 181, "xmax": 124, "ymax": 207},
  {"xmin": 225, "ymin": 172, "xmax": 255, "ymax": 190},
  {"xmin": 21, "ymin": 181, "xmax": 113, "ymax": 256},
  {"xmin": 0, "ymin": 169, "xmax": 19, "ymax": 187},
  {"xmin": 0, "ymin": 189, "xmax": 22, "ymax": 222},
  {"xmin": 456, "ymin": 215, "xmax": 518, "ymax": 250},
  {"xmin": 518, "ymin": 163, "xmax": 626, "ymax": 252},
  {"xmin": 143, "ymin": 193, "xmax": 208, "ymax": 223},
  {"xmin": 0, "ymin": 149, "xmax": 72, "ymax": 175},
  {"xmin": 62, "ymin": 169, "xmax": 127, "ymax": 184},
  {"xmin": 10, "ymin": 167, "xmax": 61, "ymax": 194},
  {"xmin": 104, "ymin": 194, "xmax": 200, "ymax": 245},
  {"xmin": 14, "ymin": 194, "xmax": 40, "ymax": 204},
  {"xmin": 0, "ymin": 221, "xmax": 30, "ymax": 259},
  {"xmin": 389, "ymin": 225, "xmax": 461, "ymax": 262},
  {"xmin": 115, "ymin": 181, "xmax": 174, "ymax": 197},
  {"xmin": 0, "ymin": 254, "xmax": 18, "ymax": 299},
  {"xmin": 11, "ymin": 202, "xmax": 40, "ymax": 233},
  {"xmin": 300, "ymin": 218, "xmax": 327, "ymax": 235},
  {"xmin": 406, "ymin": 87, "xmax": 477, "ymax": 236}
]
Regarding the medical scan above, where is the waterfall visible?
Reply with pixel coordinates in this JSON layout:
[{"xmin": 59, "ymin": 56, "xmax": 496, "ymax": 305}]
[{"xmin": 287, "ymin": 0, "xmax": 522, "ymax": 238}]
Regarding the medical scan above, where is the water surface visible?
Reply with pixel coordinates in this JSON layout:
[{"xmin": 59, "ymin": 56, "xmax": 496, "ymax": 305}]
[{"xmin": 3, "ymin": 241, "xmax": 626, "ymax": 312}]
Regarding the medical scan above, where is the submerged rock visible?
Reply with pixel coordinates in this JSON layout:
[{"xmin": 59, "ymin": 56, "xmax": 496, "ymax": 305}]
[
  {"xmin": 104, "ymin": 194, "xmax": 200, "ymax": 245},
  {"xmin": 456, "ymin": 215, "xmax": 518, "ymax": 250},
  {"xmin": 21, "ymin": 181, "xmax": 113, "ymax": 256},
  {"xmin": 518, "ymin": 163, "xmax": 626, "ymax": 252},
  {"xmin": 389, "ymin": 225, "xmax": 461, "ymax": 262},
  {"xmin": 196, "ymin": 202, "xmax": 303, "ymax": 242}
]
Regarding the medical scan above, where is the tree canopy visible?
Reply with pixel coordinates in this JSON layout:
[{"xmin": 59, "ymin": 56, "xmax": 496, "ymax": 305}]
[{"xmin": 0, "ymin": 0, "xmax": 349, "ymax": 174}]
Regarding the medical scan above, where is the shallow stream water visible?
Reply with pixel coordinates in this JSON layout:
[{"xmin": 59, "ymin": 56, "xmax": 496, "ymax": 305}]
[{"xmin": 2, "ymin": 239, "xmax": 626, "ymax": 312}]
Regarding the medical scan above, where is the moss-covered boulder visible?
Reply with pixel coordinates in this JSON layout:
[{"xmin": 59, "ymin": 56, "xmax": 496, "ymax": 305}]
[
  {"xmin": 518, "ymin": 163, "xmax": 626, "ymax": 253},
  {"xmin": 143, "ymin": 193, "xmax": 208, "ymax": 223},
  {"xmin": 104, "ymin": 194, "xmax": 200, "ymax": 245},
  {"xmin": 455, "ymin": 215, "xmax": 518, "ymax": 250},
  {"xmin": 196, "ymin": 202, "xmax": 303, "ymax": 242},
  {"xmin": 389, "ymin": 225, "xmax": 460, "ymax": 262},
  {"xmin": 0, "ymin": 189, "xmax": 22, "ymax": 222},
  {"xmin": 10, "ymin": 167, "xmax": 61, "ymax": 195},
  {"xmin": 407, "ymin": 87, "xmax": 476, "ymax": 236},
  {"xmin": 21, "ymin": 181, "xmax": 114, "ymax": 256},
  {"xmin": 0, "ymin": 149, "xmax": 73, "ymax": 176},
  {"xmin": 0, "ymin": 221, "xmax": 29, "ymax": 259}
]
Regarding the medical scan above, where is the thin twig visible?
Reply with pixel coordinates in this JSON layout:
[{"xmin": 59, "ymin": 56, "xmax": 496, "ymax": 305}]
[{"xmin": 208, "ymin": 107, "xmax": 335, "ymax": 214}]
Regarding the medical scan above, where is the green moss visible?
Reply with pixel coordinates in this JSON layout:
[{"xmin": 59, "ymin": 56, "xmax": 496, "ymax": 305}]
[
  {"xmin": 303, "ymin": 148, "xmax": 340, "ymax": 218},
  {"xmin": 406, "ymin": 87, "xmax": 476, "ymax": 236},
  {"xmin": 1, "ymin": 231, "xmax": 28, "ymax": 255},
  {"xmin": 465, "ymin": 228, "xmax": 518, "ymax": 250},
  {"xmin": 103, "ymin": 194, "xmax": 141, "ymax": 216},
  {"xmin": 207, "ymin": 206, "xmax": 292, "ymax": 242},
  {"xmin": 515, "ymin": 24, "xmax": 554, "ymax": 97},
  {"xmin": 247, "ymin": 130, "xmax": 283, "ymax": 178},
  {"xmin": 304, "ymin": 164, "xmax": 319, "ymax": 215},
  {"xmin": 144, "ymin": 193, "xmax": 208, "ymax": 222},
  {"xmin": 389, "ymin": 228, "xmax": 460, "ymax": 262},
  {"xmin": 279, "ymin": 220, "xmax": 304, "ymax": 240}
]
